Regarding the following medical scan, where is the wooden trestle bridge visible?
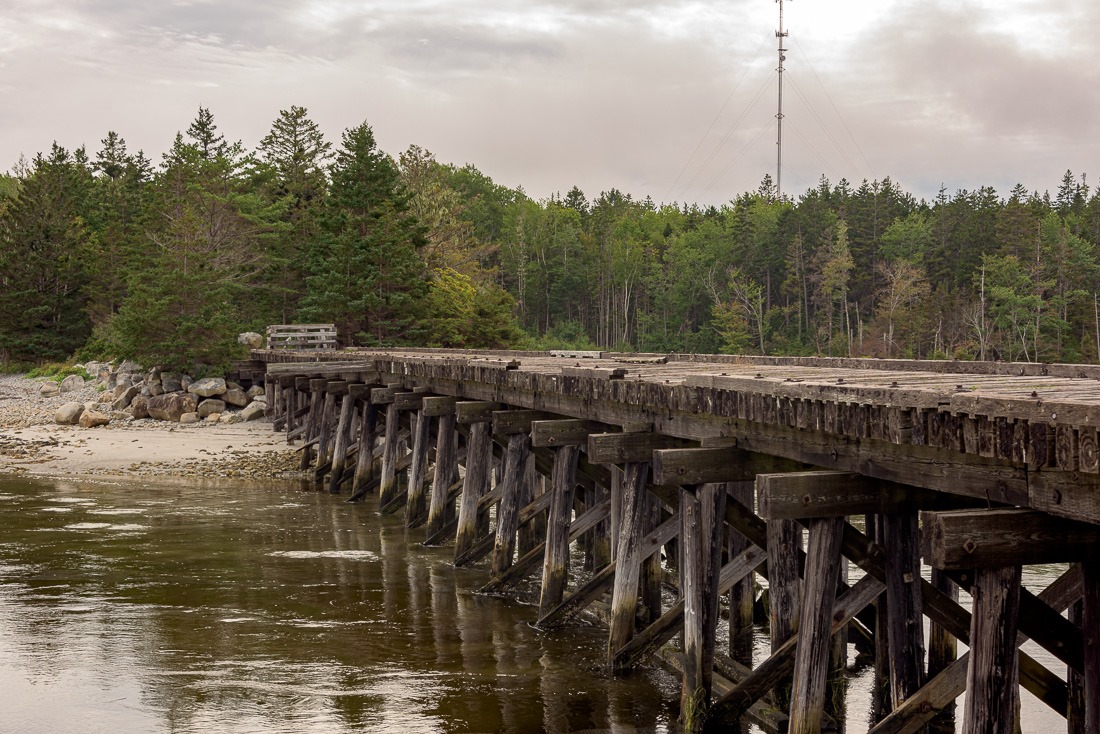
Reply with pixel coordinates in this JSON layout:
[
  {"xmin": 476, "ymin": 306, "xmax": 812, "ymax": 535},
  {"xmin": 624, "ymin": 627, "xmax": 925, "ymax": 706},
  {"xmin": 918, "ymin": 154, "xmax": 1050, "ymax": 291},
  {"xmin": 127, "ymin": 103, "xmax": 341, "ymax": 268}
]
[{"xmin": 246, "ymin": 347, "xmax": 1100, "ymax": 734}]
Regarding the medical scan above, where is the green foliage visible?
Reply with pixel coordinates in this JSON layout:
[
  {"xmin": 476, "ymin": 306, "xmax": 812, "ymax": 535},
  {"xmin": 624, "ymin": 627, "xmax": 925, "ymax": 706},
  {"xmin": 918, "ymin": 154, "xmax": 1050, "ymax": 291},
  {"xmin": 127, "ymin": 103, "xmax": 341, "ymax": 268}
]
[
  {"xmin": 25, "ymin": 362, "xmax": 92, "ymax": 382},
  {"xmin": 300, "ymin": 123, "xmax": 428, "ymax": 345},
  {"xmin": 0, "ymin": 145, "xmax": 93, "ymax": 363}
]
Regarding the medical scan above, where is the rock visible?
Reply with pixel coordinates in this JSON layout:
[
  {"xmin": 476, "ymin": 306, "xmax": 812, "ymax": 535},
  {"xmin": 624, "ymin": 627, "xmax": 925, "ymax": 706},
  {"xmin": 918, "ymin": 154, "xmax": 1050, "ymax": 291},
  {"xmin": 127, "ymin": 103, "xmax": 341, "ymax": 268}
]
[
  {"xmin": 149, "ymin": 384, "xmax": 164, "ymax": 397},
  {"xmin": 79, "ymin": 409, "xmax": 110, "ymax": 428},
  {"xmin": 246, "ymin": 385, "xmax": 265, "ymax": 398},
  {"xmin": 227, "ymin": 381, "xmax": 243, "ymax": 392},
  {"xmin": 239, "ymin": 401, "xmax": 267, "ymax": 422},
  {"xmin": 222, "ymin": 388, "xmax": 250, "ymax": 407},
  {"xmin": 111, "ymin": 385, "xmax": 140, "ymax": 410},
  {"xmin": 160, "ymin": 372, "xmax": 183, "ymax": 393},
  {"xmin": 59, "ymin": 374, "xmax": 85, "ymax": 393},
  {"xmin": 144, "ymin": 367, "xmax": 161, "ymax": 385},
  {"xmin": 181, "ymin": 375, "xmax": 193, "ymax": 391},
  {"xmin": 39, "ymin": 382, "xmax": 60, "ymax": 398},
  {"xmin": 97, "ymin": 392, "xmax": 113, "ymax": 404},
  {"xmin": 197, "ymin": 399, "xmax": 226, "ymax": 417},
  {"xmin": 179, "ymin": 412, "xmax": 200, "ymax": 424},
  {"xmin": 219, "ymin": 412, "xmax": 239, "ymax": 424},
  {"xmin": 118, "ymin": 360, "xmax": 142, "ymax": 374},
  {"xmin": 110, "ymin": 411, "xmax": 131, "ymax": 422},
  {"xmin": 188, "ymin": 377, "xmax": 226, "ymax": 398},
  {"xmin": 113, "ymin": 378, "xmax": 133, "ymax": 397},
  {"xmin": 55, "ymin": 402, "xmax": 85, "ymax": 425},
  {"xmin": 238, "ymin": 332, "xmax": 264, "ymax": 349},
  {"xmin": 205, "ymin": 412, "xmax": 222, "ymax": 422},
  {"xmin": 147, "ymin": 393, "xmax": 198, "ymax": 422},
  {"xmin": 130, "ymin": 396, "xmax": 150, "ymax": 420}
]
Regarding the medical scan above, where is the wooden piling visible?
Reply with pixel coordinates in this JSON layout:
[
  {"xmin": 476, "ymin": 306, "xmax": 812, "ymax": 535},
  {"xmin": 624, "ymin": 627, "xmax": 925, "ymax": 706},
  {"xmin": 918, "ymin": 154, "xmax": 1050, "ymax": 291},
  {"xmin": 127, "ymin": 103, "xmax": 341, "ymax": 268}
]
[
  {"xmin": 788, "ymin": 516, "xmax": 845, "ymax": 734},
  {"xmin": 404, "ymin": 406, "xmax": 432, "ymax": 525},
  {"xmin": 327, "ymin": 383, "xmax": 355, "ymax": 493},
  {"xmin": 679, "ymin": 483, "xmax": 726, "ymax": 732},
  {"xmin": 963, "ymin": 565, "xmax": 1022, "ymax": 734},
  {"xmin": 454, "ymin": 420, "xmax": 492, "ymax": 561},
  {"xmin": 882, "ymin": 511, "xmax": 924, "ymax": 708},
  {"xmin": 608, "ymin": 461, "xmax": 651, "ymax": 668},
  {"xmin": 766, "ymin": 516, "xmax": 802, "ymax": 710},
  {"xmin": 727, "ymin": 481, "xmax": 755, "ymax": 667},
  {"xmin": 491, "ymin": 432, "xmax": 531, "ymax": 578},
  {"xmin": 538, "ymin": 444, "xmax": 580, "ymax": 618},
  {"xmin": 424, "ymin": 400, "xmax": 458, "ymax": 536}
]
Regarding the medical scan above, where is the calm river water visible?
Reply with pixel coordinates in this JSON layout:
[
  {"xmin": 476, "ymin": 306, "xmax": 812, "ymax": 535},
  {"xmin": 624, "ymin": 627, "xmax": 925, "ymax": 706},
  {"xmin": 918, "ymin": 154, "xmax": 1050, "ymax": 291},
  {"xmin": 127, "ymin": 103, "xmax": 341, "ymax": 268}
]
[{"xmin": 0, "ymin": 475, "xmax": 1068, "ymax": 733}]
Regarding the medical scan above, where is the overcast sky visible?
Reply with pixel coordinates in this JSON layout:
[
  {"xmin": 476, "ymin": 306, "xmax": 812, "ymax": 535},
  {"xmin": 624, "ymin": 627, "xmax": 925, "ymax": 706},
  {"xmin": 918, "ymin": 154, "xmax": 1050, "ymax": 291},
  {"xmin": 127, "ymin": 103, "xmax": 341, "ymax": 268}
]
[{"xmin": 2, "ymin": 0, "xmax": 1097, "ymax": 205}]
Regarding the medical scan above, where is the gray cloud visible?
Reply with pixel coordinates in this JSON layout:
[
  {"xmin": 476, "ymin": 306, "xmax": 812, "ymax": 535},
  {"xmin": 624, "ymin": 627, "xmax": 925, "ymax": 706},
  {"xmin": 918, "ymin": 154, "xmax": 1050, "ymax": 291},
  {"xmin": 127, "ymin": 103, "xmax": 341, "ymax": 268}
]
[{"xmin": 1, "ymin": 0, "xmax": 1097, "ymax": 204}]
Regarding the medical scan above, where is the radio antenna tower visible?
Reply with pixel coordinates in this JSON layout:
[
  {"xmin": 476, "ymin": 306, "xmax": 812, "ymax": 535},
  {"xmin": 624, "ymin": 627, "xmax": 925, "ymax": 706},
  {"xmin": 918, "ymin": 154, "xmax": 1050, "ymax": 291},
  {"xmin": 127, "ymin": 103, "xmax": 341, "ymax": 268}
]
[{"xmin": 775, "ymin": 0, "xmax": 789, "ymax": 201}]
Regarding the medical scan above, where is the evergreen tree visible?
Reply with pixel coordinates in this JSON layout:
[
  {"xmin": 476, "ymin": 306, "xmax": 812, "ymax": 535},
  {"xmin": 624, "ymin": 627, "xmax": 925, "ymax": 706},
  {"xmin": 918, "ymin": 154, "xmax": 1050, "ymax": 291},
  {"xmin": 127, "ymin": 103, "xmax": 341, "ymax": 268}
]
[
  {"xmin": 0, "ymin": 145, "xmax": 93, "ymax": 362},
  {"xmin": 300, "ymin": 122, "xmax": 427, "ymax": 345}
]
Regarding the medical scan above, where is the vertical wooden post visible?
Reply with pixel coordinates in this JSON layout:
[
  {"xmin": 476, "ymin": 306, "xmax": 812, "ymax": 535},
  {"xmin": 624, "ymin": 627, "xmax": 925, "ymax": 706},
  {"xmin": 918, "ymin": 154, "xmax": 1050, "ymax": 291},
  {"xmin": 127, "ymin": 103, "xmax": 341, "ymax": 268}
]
[
  {"xmin": 491, "ymin": 432, "xmax": 531, "ymax": 578},
  {"xmin": 314, "ymin": 381, "xmax": 338, "ymax": 482},
  {"xmin": 538, "ymin": 445, "xmax": 580, "ymax": 618},
  {"xmin": 378, "ymin": 403, "xmax": 401, "ymax": 507},
  {"xmin": 425, "ymin": 412, "xmax": 458, "ymax": 536},
  {"xmin": 963, "ymin": 565, "xmax": 1022, "ymax": 734},
  {"xmin": 327, "ymin": 388, "xmax": 356, "ymax": 493},
  {"xmin": 788, "ymin": 516, "xmax": 845, "ymax": 734},
  {"xmin": 767, "ymin": 516, "xmax": 803, "ymax": 710},
  {"xmin": 609, "ymin": 465, "xmax": 623, "ymax": 564},
  {"xmin": 679, "ymin": 483, "xmax": 726, "ymax": 732},
  {"xmin": 455, "ymin": 421, "xmax": 491, "ymax": 561},
  {"xmin": 827, "ymin": 546, "xmax": 848, "ymax": 725},
  {"xmin": 404, "ymin": 408, "xmax": 432, "ymax": 525},
  {"xmin": 349, "ymin": 398, "xmax": 378, "ymax": 497},
  {"xmin": 265, "ymin": 375, "xmax": 275, "ymax": 417},
  {"xmin": 641, "ymin": 489, "xmax": 663, "ymax": 625},
  {"xmin": 282, "ymin": 377, "xmax": 298, "ymax": 439},
  {"xmin": 928, "ymin": 568, "xmax": 959, "ymax": 734},
  {"xmin": 727, "ymin": 481, "xmax": 755, "ymax": 666},
  {"xmin": 608, "ymin": 461, "xmax": 650, "ymax": 668},
  {"xmin": 1068, "ymin": 581, "xmax": 1086, "ymax": 734},
  {"xmin": 868, "ymin": 513, "xmax": 892, "ymax": 722},
  {"xmin": 518, "ymin": 452, "xmax": 541, "ymax": 556},
  {"xmin": 1083, "ymin": 559, "xmax": 1100, "ymax": 734},
  {"xmin": 882, "ymin": 510, "xmax": 925, "ymax": 708},
  {"xmin": 299, "ymin": 378, "xmax": 325, "ymax": 470}
]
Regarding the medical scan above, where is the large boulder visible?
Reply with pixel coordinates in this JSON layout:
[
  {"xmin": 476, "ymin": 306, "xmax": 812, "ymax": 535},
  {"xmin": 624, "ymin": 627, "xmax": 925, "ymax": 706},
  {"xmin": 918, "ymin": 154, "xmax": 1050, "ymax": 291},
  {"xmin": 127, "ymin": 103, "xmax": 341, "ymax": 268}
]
[
  {"xmin": 246, "ymin": 385, "xmax": 265, "ymax": 398},
  {"xmin": 188, "ymin": 377, "xmax": 227, "ymax": 398},
  {"xmin": 160, "ymin": 372, "xmax": 183, "ymax": 393},
  {"xmin": 147, "ymin": 393, "xmax": 198, "ymax": 422},
  {"xmin": 60, "ymin": 374, "xmax": 85, "ymax": 393},
  {"xmin": 111, "ymin": 385, "xmax": 140, "ymax": 410},
  {"xmin": 239, "ymin": 401, "xmax": 267, "ymax": 422},
  {"xmin": 55, "ymin": 402, "xmax": 85, "ymax": 425},
  {"xmin": 130, "ymin": 396, "xmax": 150, "ymax": 420},
  {"xmin": 39, "ymin": 381, "xmax": 60, "ymax": 398},
  {"xmin": 222, "ymin": 388, "xmax": 250, "ymax": 407},
  {"xmin": 238, "ymin": 332, "xmax": 264, "ymax": 350},
  {"xmin": 197, "ymin": 399, "xmax": 226, "ymax": 417},
  {"xmin": 113, "ymin": 379, "xmax": 133, "ymax": 398},
  {"xmin": 78, "ymin": 409, "xmax": 110, "ymax": 428}
]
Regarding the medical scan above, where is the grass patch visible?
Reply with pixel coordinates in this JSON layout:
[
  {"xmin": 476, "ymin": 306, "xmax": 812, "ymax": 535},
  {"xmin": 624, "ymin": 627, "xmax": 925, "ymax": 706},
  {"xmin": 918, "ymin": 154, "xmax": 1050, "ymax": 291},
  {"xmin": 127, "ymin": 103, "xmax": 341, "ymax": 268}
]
[{"xmin": 25, "ymin": 362, "xmax": 93, "ymax": 383}]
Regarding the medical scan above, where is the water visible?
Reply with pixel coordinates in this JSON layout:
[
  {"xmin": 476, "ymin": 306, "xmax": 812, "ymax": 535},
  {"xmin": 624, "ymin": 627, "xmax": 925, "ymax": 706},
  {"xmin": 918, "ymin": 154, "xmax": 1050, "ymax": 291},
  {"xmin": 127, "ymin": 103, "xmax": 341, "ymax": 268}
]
[{"xmin": 0, "ymin": 476, "xmax": 679, "ymax": 734}]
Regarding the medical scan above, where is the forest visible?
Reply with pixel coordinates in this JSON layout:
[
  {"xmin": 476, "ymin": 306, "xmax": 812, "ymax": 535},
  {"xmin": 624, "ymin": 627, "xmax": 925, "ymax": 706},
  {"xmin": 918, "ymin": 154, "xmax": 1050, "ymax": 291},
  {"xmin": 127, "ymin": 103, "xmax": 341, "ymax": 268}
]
[{"xmin": 1, "ymin": 105, "xmax": 1099, "ymax": 373}]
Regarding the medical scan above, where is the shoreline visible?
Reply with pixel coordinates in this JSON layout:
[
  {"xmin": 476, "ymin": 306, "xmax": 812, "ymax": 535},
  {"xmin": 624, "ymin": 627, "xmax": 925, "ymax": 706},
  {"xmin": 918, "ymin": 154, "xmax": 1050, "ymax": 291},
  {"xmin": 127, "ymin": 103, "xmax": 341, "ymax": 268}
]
[{"xmin": 0, "ymin": 374, "xmax": 302, "ymax": 483}]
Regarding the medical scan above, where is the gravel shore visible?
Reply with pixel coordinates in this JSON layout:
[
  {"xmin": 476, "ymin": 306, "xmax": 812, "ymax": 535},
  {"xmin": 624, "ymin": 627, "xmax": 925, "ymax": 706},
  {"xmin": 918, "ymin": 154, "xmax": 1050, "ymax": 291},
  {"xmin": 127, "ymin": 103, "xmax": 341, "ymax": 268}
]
[{"xmin": 0, "ymin": 374, "xmax": 303, "ymax": 482}]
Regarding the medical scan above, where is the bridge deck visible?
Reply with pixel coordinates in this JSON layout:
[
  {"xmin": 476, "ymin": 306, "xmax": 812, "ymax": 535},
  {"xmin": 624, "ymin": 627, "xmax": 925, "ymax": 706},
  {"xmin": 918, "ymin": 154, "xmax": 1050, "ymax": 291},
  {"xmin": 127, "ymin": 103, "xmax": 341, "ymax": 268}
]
[{"xmin": 255, "ymin": 348, "xmax": 1100, "ymax": 524}]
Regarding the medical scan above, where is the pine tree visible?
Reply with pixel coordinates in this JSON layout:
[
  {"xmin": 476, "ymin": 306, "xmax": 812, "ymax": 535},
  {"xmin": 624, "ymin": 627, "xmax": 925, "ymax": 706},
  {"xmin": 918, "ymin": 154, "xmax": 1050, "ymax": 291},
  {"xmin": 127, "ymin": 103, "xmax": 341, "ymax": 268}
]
[
  {"xmin": 0, "ymin": 145, "xmax": 93, "ymax": 362},
  {"xmin": 299, "ymin": 122, "xmax": 427, "ymax": 345}
]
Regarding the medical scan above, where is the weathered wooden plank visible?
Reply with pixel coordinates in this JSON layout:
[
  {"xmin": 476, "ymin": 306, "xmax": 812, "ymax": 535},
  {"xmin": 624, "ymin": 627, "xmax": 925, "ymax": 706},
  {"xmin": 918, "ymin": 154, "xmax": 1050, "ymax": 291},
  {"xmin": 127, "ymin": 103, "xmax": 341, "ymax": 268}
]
[
  {"xmin": 788, "ymin": 516, "xmax": 845, "ymax": 734},
  {"xmin": 530, "ymin": 419, "xmax": 609, "ymax": 448},
  {"xmin": 925, "ymin": 507, "xmax": 1100, "ymax": 569},
  {"xmin": 326, "ymin": 391, "xmax": 357, "ymax": 493},
  {"xmin": 927, "ymin": 568, "xmax": 958, "ymax": 734},
  {"xmin": 727, "ymin": 481, "xmax": 755, "ymax": 666},
  {"xmin": 651, "ymin": 447, "xmax": 801, "ymax": 486},
  {"xmin": 767, "ymin": 516, "xmax": 802, "ymax": 711},
  {"xmin": 587, "ymin": 431, "xmax": 691, "ymax": 465},
  {"xmin": 422, "ymin": 395, "xmax": 458, "ymax": 417},
  {"xmin": 758, "ymin": 471, "xmax": 978, "ymax": 519},
  {"xmin": 964, "ymin": 565, "xmax": 1022, "ymax": 734},
  {"xmin": 492, "ymin": 409, "xmax": 555, "ymax": 435},
  {"xmin": 456, "ymin": 400, "xmax": 502, "ymax": 424}
]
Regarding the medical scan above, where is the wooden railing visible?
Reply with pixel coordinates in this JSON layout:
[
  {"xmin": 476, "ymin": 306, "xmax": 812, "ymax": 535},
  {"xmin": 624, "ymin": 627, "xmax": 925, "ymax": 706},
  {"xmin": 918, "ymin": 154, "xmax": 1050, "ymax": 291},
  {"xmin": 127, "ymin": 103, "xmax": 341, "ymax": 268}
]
[{"xmin": 265, "ymin": 324, "xmax": 338, "ymax": 350}]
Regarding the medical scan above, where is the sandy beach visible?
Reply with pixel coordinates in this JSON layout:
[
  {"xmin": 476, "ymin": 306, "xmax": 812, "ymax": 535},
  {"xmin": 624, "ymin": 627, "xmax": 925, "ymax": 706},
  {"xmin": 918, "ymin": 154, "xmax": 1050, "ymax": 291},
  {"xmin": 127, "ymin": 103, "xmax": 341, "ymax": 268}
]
[{"xmin": 0, "ymin": 374, "xmax": 301, "ymax": 481}]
